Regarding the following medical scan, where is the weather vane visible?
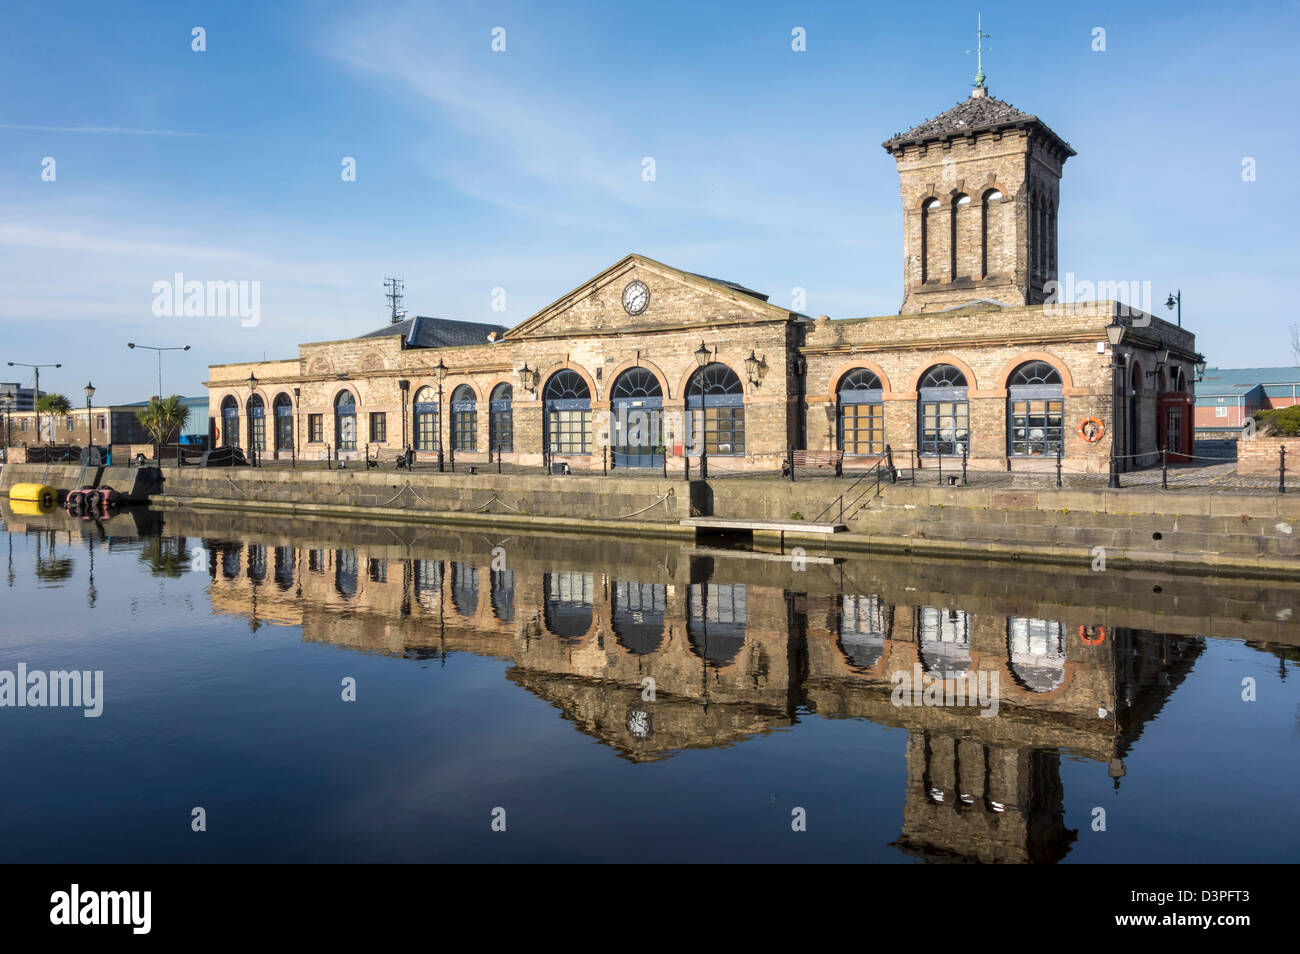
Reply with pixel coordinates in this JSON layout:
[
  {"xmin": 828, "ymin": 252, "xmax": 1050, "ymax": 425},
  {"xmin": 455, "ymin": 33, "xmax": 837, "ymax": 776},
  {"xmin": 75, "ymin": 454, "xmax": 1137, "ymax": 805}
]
[{"xmin": 966, "ymin": 13, "xmax": 990, "ymax": 88}]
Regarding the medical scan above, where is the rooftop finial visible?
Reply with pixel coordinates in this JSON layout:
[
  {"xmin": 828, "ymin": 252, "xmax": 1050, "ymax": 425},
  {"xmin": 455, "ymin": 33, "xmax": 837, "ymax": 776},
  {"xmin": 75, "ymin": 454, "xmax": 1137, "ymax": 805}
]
[{"xmin": 966, "ymin": 13, "xmax": 990, "ymax": 95}]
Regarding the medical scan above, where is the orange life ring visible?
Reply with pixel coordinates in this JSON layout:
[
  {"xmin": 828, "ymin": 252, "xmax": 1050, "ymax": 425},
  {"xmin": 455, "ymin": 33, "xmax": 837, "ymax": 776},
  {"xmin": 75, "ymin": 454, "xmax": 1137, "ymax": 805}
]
[
  {"xmin": 1079, "ymin": 417, "xmax": 1105, "ymax": 443},
  {"xmin": 213, "ymin": 424, "xmax": 221, "ymax": 443},
  {"xmin": 1079, "ymin": 625, "xmax": 1106, "ymax": 645}
]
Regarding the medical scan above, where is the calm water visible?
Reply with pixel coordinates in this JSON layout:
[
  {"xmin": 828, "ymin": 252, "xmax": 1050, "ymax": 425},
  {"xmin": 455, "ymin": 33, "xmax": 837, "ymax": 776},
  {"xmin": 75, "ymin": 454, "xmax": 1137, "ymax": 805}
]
[{"xmin": 1, "ymin": 500, "xmax": 1297, "ymax": 863}]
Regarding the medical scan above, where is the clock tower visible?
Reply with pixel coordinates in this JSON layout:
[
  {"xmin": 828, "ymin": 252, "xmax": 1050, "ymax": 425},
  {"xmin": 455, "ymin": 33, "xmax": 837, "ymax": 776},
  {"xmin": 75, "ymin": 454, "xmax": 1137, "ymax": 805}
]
[{"xmin": 882, "ymin": 80, "xmax": 1075, "ymax": 314}]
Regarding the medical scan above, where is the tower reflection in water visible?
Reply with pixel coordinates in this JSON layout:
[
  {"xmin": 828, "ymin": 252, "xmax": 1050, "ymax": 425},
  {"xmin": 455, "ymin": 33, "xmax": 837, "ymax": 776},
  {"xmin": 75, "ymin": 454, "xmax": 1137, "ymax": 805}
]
[{"xmin": 181, "ymin": 514, "xmax": 1203, "ymax": 865}]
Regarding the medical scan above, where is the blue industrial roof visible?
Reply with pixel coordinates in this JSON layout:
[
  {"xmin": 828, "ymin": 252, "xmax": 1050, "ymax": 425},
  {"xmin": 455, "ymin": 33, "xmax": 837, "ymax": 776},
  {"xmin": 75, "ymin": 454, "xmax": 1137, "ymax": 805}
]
[{"xmin": 1196, "ymin": 367, "xmax": 1300, "ymax": 401}]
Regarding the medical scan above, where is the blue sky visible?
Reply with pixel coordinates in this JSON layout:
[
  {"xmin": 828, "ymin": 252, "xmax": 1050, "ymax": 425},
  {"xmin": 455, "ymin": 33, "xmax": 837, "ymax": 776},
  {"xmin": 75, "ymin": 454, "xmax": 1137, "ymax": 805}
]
[{"xmin": 2, "ymin": 0, "xmax": 1297, "ymax": 404}]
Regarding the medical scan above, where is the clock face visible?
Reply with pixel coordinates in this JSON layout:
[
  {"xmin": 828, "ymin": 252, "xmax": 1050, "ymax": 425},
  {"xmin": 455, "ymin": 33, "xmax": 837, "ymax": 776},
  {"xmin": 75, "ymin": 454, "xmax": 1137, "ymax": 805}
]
[{"xmin": 622, "ymin": 280, "xmax": 649, "ymax": 316}]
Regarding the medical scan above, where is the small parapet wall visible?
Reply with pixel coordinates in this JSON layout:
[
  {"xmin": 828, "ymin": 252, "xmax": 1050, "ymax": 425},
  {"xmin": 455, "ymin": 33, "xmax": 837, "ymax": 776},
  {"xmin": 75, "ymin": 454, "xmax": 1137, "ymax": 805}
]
[
  {"xmin": 149, "ymin": 466, "xmax": 698, "ymax": 535},
  {"xmin": 832, "ymin": 484, "xmax": 1300, "ymax": 576},
  {"xmin": 1238, "ymin": 437, "xmax": 1298, "ymax": 476}
]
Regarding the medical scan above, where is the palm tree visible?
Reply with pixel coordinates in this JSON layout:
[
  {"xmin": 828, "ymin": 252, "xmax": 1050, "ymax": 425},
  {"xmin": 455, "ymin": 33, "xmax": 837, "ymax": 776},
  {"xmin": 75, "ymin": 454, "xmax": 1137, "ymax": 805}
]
[
  {"xmin": 34, "ymin": 393, "xmax": 72, "ymax": 444},
  {"xmin": 135, "ymin": 395, "xmax": 191, "ymax": 452}
]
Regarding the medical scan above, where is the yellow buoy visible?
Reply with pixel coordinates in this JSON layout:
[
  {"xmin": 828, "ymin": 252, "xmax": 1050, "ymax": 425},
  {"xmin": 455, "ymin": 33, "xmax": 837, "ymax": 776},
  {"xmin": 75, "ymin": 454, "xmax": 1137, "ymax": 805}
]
[
  {"xmin": 7, "ymin": 496, "xmax": 56, "ymax": 516},
  {"xmin": 8, "ymin": 483, "xmax": 58, "ymax": 508}
]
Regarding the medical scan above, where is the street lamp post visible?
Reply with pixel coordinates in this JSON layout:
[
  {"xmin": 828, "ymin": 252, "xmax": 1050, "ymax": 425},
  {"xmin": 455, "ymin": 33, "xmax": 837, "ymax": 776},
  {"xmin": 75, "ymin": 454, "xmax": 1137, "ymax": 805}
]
[
  {"xmin": 1164, "ymin": 291, "xmax": 1182, "ymax": 329},
  {"xmin": 83, "ymin": 381, "xmax": 95, "ymax": 453},
  {"xmin": 1106, "ymin": 320, "xmax": 1127, "ymax": 488},
  {"xmin": 127, "ymin": 342, "xmax": 191, "ymax": 400},
  {"xmin": 694, "ymin": 341, "xmax": 711, "ymax": 480},
  {"xmin": 247, "ymin": 372, "xmax": 258, "ymax": 467},
  {"xmin": 7, "ymin": 361, "xmax": 61, "ymax": 445},
  {"xmin": 434, "ymin": 358, "xmax": 448, "ymax": 473}
]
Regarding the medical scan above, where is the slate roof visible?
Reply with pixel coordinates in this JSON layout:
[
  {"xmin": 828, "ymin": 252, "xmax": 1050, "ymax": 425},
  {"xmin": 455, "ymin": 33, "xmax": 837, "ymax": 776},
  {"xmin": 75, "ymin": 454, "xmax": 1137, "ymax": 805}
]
[
  {"xmin": 358, "ymin": 315, "xmax": 509, "ymax": 349},
  {"xmin": 882, "ymin": 92, "xmax": 1075, "ymax": 157},
  {"xmin": 687, "ymin": 273, "xmax": 770, "ymax": 302}
]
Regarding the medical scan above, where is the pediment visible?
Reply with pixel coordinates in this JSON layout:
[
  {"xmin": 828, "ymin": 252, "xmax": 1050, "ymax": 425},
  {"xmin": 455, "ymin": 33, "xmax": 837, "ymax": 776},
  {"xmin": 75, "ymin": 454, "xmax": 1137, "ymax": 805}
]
[{"xmin": 504, "ymin": 254, "xmax": 793, "ymax": 340}]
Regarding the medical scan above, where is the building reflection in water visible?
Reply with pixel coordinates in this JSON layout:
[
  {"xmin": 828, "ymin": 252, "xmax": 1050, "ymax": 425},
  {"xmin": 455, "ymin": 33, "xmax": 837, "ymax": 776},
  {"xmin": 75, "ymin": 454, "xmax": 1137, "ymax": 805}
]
[{"xmin": 173, "ymin": 520, "xmax": 1212, "ymax": 864}]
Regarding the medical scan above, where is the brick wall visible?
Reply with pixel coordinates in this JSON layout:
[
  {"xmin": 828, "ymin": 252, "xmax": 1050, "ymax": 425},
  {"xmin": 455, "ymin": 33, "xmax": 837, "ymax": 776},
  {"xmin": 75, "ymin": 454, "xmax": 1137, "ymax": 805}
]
[{"xmin": 1238, "ymin": 437, "xmax": 1298, "ymax": 476}]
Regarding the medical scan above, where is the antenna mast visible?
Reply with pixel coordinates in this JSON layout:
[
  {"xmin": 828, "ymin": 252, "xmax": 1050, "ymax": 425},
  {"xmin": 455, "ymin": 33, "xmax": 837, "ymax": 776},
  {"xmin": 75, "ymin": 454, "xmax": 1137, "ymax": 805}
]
[{"xmin": 384, "ymin": 276, "xmax": 406, "ymax": 325}]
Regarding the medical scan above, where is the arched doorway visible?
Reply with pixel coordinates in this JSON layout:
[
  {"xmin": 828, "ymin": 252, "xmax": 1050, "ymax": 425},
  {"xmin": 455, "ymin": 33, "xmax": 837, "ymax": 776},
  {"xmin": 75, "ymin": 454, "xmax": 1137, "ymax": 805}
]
[
  {"xmin": 246, "ymin": 395, "xmax": 265, "ymax": 453},
  {"xmin": 334, "ymin": 391, "xmax": 357, "ymax": 452},
  {"xmin": 610, "ymin": 367, "xmax": 663, "ymax": 468},
  {"xmin": 837, "ymin": 368, "xmax": 884, "ymax": 456},
  {"xmin": 451, "ymin": 385, "xmax": 477, "ymax": 452},
  {"xmin": 918, "ymin": 364, "xmax": 968, "ymax": 456},
  {"xmin": 489, "ymin": 383, "xmax": 513, "ymax": 455},
  {"xmin": 273, "ymin": 392, "xmax": 293, "ymax": 454},
  {"xmin": 543, "ymin": 370, "xmax": 592, "ymax": 459},
  {"xmin": 220, "ymin": 396, "xmax": 239, "ymax": 448},
  {"xmin": 685, "ymin": 363, "xmax": 744, "ymax": 457},
  {"xmin": 1007, "ymin": 361, "xmax": 1063, "ymax": 457},
  {"xmin": 413, "ymin": 386, "xmax": 438, "ymax": 452}
]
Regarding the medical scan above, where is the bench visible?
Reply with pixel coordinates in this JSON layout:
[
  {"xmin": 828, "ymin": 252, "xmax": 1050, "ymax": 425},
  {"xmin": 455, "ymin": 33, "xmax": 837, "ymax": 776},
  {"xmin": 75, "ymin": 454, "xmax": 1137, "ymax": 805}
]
[{"xmin": 783, "ymin": 449, "xmax": 843, "ymax": 477}]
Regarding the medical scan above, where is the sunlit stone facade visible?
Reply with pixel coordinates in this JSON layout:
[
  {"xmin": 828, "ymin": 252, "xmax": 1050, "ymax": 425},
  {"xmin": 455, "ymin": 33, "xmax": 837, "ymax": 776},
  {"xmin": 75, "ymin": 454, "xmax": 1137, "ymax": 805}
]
[{"xmin": 207, "ymin": 88, "xmax": 1197, "ymax": 474}]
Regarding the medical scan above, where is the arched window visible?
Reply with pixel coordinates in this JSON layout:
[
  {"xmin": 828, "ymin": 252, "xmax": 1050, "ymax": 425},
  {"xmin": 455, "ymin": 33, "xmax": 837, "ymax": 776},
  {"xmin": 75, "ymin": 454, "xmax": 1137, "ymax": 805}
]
[
  {"xmin": 837, "ymin": 368, "xmax": 884, "ymax": 456},
  {"xmin": 451, "ymin": 385, "xmax": 477, "ymax": 452},
  {"xmin": 1007, "ymin": 360, "xmax": 1064, "ymax": 457},
  {"xmin": 220, "ymin": 543, "xmax": 242, "ymax": 580},
  {"xmin": 413, "ymin": 386, "xmax": 438, "ymax": 452},
  {"xmin": 273, "ymin": 546, "xmax": 295, "ymax": 590},
  {"xmin": 981, "ymin": 189, "xmax": 1003, "ymax": 277},
  {"xmin": 489, "ymin": 383, "xmax": 513, "ymax": 454},
  {"xmin": 221, "ymin": 395, "xmax": 239, "ymax": 448},
  {"xmin": 611, "ymin": 367, "xmax": 664, "ymax": 468},
  {"xmin": 544, "ymin": 571, "xmax": 593, "ymax": 641},
  {"xmin": 451, "ymin": 562, "xmax": 477, "ymax": 617},
  {"xmin": 334, "ymin": 391, "xmax": 356, "ymax": 452},
  {"xmin": 612, "ymin": 581, "xmax": 666, "ymax": 654},
  {"xmin": 273, "ymin": 393, "xmax": 293, "ymax": 451},
  {"xmin": 491, "ymin": 567, "xmax": 514, "ymax": 622},
  {"xmin": 918, "ymin": 364, "xmax": 968, "ymax": 455},
  {"xmin": 247, "ymin": 545, "xmax": 267, "ymax": 583},
  {"xmin": 921, "ymin": 197, "xmax": 941, "ymax": 284},
  {"xmin": 247, "ymin": 395, "xmax": 265, "ymax": 452},
  {"xmin": 686, "ymin": 363, "xmax": 744, "ymax": 457},
  {"xmin": 414, "ymin": 559, "xmax": 442, "ymax": 612},
  {"xmin": 918, "ymin": 606, "xmax": 970, "ymax": 674},
  {"xmin": 952, "ymin": 193, "xmax": 974, "ymax": 279},
  {"xmin": 544, "ymin": 370, "xmax": 592, "ymax": 456},
  {"xmin": 1007, "ymin": 617, "xmax": 1066, "ymax": 692},
  {"xmin": 839, "ymin": 595, "xmax": 890, "ymax": 671},
  {"xmin": 687, "ymin": 583, "xmax": 747, "ymax": 667},
  {"xmin": 334, "ymin": 549, "xmax": 358, "ymax": 599}
]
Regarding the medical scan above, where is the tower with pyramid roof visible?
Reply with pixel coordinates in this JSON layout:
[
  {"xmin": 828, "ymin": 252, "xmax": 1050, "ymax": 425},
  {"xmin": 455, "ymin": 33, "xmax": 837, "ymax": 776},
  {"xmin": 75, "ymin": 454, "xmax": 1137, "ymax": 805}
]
[{"xmin": 882, "ymin": 74, "xmax": 1076, "ymax": 314}]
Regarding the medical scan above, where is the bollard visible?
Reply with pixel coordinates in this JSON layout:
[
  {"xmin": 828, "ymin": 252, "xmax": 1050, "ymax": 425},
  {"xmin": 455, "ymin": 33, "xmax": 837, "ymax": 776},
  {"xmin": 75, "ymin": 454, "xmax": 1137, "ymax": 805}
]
[
  {"xmin": 788, "ymin": 443, "xmax": 795, "ymax": 483},
  {"xmin": 962, "ymin": 446, "xmax": 968, "ymax": 486},
  {"xmin": 684, "ymin": 455, "xmax": 691, "ymax": 481},
  {"xmin": 1161, "ymin": 448, "xmax": 1168, "ymax": 491},
  {"xmin": 936, "ymin": 450, "xmax": 943, "ymax": 487},
  {"xmin": 1281, "ymin": 446, "xmax": 1287, "ymax": 494},
  {"xmin": 603, "ymin": 446, "xmax": 608, "ymax": 476},
  {"xmin": 1055, "ymin": 441, "xmax": 1062, "ymax": 488}
]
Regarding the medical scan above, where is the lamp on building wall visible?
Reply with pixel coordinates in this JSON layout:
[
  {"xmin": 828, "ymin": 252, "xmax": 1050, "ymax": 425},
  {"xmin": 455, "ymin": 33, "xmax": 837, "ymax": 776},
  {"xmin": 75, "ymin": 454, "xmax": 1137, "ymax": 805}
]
[
  {"xmin": 517, "ymin": 363, "xmax": 538, "ymax": 394},
  {"xmin": 1194, "ymin": 356, "xmax": 1207, "ymax": 381},
  {"xmin": 743, "ymin": 350, "xmax": 766, "ymax": 386}
]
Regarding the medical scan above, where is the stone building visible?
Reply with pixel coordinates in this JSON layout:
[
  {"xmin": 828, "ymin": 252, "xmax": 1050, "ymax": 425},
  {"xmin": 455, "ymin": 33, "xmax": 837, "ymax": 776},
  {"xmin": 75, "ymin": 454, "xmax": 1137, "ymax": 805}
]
[{"xmin": 207, "ymin": 81, "xmax": 1199, "ymax": 475}]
